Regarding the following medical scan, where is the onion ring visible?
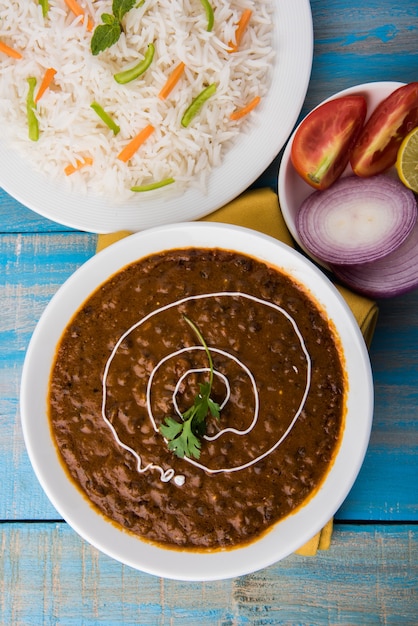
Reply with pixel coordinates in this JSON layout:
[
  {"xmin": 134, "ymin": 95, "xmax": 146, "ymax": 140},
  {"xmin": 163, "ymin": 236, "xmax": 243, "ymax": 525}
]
[
  {"xmin": 296, "ymin": 175, "xmax": 417, "ymax": 265},
  {"xmin": 331, "ymin": 219, "xmax": 418, "ymax": 298}
]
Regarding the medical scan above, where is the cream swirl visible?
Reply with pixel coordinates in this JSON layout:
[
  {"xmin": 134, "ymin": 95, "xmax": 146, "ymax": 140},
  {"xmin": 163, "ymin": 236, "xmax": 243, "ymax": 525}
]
[{"xmin": 101, "ymin": 292, "xmax": 311, "ymax": 484}]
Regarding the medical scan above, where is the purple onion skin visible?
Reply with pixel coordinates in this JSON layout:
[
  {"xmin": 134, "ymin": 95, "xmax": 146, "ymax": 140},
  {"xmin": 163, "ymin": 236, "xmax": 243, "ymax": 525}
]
[{"xmin": 330, "ymin": 219, "xmax": 418, "ymax": 299}]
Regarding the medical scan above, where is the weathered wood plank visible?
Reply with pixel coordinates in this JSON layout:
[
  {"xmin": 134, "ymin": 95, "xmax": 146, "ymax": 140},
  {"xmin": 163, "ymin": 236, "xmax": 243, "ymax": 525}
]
[
  {"xmin": 0, "ymin": 189, "xmax": 73, "ymax": 234},
  {"xmin": 338, "ymin": 289, "xmax": 418, "ymax": 521},
  {"xmin": 1, "ymin": 233, "xmax": 417, "ymax": 523},
  {"xmin": 0, "ymin": 522, "xmax": 416, "ymax": 625},
  {"xmin": 300, "ymin": 0, "xmax": 418, "ymax": 117},
  {"xmin": 0, "ymin": 233, "xmax": 96, "ymax": 520},
  {"xmin": 0, "ymin": 233, "xmax": 418, "ymax": 520}
]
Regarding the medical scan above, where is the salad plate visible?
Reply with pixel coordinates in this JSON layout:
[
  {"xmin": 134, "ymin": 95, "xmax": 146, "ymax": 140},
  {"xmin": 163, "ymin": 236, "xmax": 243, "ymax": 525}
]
[
  {"xmin": 278, "ymin": 81, "xmax": 405, "ymax": 265},
  {"xmin": 0, "ymin": 0, "xmax": 313, "ymax": 233}
]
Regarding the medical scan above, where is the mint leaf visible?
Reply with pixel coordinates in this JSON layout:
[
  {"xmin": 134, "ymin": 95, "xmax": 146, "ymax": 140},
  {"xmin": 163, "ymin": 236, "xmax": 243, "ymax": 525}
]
[
  {"xmin": 91, "ymin": 1, "xmax": 137, "ymax": 55},
  {"xmin": 101, "ymin": 13, "xmax": 116, "ymax": 25},
  {"xmin": 91, "ymin": 17, "xmax": 121, "ymax": 55},
  {"xmin": 113, "ymin": 0, "xmax": 136, "ymax": 22}
]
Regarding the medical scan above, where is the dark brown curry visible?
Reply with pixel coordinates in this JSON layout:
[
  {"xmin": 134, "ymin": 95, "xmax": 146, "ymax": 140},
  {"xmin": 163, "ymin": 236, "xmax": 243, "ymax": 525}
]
[{"xmin": 49, "ymin": 248, "xmax": 346, "ymax": 550}]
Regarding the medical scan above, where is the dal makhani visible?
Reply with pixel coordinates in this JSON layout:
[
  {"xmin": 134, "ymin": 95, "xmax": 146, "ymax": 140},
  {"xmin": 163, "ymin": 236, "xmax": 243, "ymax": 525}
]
[{"xmin": 49, "ymin": 247, "xmax": 346, "ymax": 550}]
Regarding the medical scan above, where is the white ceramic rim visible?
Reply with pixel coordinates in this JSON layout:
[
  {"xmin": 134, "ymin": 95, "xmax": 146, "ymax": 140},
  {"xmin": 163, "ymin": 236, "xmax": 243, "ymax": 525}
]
[
  {"xmin": 278, "ymin": 81, "xmax": 405, "ymax": 266},
  {"xmin": 0, "ymin": 0, "xmax": 313, "ymax": 233},
  {"xmin": 20, "ymin": 222, "xmax": 373, "ymax": 581}
]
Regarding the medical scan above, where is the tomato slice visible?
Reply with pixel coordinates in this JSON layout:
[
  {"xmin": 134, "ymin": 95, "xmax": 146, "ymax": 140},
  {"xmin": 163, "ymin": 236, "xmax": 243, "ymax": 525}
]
[
  {"xmin": 350, "ymin": 82, "xmax": 418, "ymax": 177},
  {"xmin": 290, "ymin": 95, "xmax": 367, "ymax": 190}
]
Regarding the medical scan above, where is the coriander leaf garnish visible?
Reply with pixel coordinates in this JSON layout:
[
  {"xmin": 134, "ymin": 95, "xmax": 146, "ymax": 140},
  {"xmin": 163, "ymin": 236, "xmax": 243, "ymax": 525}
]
[
  {"xmin": 161, "ymin": 415, "xmax": 203, "ymax": 460},
  {"xmin": 159, "ymin": 316, "xmax": 221, "ymax": 460},
  {"xmin": 91, "ymin": 0, "xmax": 136, "ymax": 55}
]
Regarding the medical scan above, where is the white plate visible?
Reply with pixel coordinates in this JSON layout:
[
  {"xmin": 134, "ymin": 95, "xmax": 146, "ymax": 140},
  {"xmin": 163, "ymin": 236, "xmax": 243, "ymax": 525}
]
[
  {"xmin": 278, "ymin": 81, "xmax": 405, "ymax": 266},
  {"xmin": 0, "ymin": 1, "xmax": 313, "ymax": 233},
  {"xmin": 20, "ymin": 222, "xmax": 373, "ymax": 581}
]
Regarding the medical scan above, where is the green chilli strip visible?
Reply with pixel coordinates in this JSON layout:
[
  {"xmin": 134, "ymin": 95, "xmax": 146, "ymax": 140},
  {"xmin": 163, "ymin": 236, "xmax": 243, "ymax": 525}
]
[
  {"xmin": 39, "ymin": 0, "xmax": 49, "ymax": 16},
  {"xmin": 131, "ymin": 178, "xmax": 175, "ymax": 192},
  {"xmin": 200, "ymin": 0, "xmax": 214, "ymax": 31},
  {"xmin": 181, "ymin": 83, "xmax": 217, "ymax": 128},
  {"xmin": 26, "ymin": 77, "xmax": 39, "ymax": 142},
  {"xmin": 114, "ymin": 43, "xmax": 155, "ymax": 84},
  {"xmin": 90, "ymin": 102, "xmax": 120, "ymax": 135}
]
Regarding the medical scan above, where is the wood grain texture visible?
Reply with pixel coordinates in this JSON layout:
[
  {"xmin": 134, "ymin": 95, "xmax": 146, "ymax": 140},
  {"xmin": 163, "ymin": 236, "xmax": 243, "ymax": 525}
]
[
  {"xmin": 337, "ymin": 289, "xmax": 418, "ymax": 521},
  {"xmin": 0, "ymin": 189, "xmax": 72, "ymax": 234},
  {"xmin": 307, "ymin": 0, "xmax": 418, "ymax": 107},
  {"xmin": 0, "ymin": 233, "xmax": 96, "ymax": 520},
  {"xmin": 0, "ymin": 522, "xmax": 416, "ymax": 625}
]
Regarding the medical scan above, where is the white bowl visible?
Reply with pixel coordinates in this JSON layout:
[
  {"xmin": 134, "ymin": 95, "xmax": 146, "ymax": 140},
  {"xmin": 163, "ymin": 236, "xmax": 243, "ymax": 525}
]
[
  {"xmin": 278, "ymin": 81, "xmax": 405, "ymax": 266},
  {"xmin": 20, "ymin": 223, "xmax": 373, "ymax": 581}
]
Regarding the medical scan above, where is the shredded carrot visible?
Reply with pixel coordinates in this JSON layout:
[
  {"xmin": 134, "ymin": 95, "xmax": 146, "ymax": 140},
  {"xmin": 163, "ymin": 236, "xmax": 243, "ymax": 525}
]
[
  {"xmin": 230, "ymin": 96, "xmax": 261, "ymax": 121},
  {"xmin": 117, "ymin": 124, "xmax": 155, "ymax": 163},
  {"xmin": 0, "ymin": 41, "xmax": 23, "ymax": 59},
  {"xmin": 35, "ymin": 67, "xmax": 57, "ymax": 103},
  {"xmin": 228, "ymin": 9, "xmax": 252, "ymax": 53},
  {"xmin": 158, "ymin": 62, "xmax": 186, "ymax": 100},
  {"xmin": 63, "ymin": 0, "xmax": 94, "ymax": 32},
  {"xmin": 64, "ymin": 157, "xmax": 93, "ymax": 176}
]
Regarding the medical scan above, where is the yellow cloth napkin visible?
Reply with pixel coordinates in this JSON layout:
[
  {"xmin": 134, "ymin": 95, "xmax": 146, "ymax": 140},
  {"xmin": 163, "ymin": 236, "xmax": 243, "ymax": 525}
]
[{"xmin": 96, "ymin": 187, "xmax": 378, "ymax": 556}]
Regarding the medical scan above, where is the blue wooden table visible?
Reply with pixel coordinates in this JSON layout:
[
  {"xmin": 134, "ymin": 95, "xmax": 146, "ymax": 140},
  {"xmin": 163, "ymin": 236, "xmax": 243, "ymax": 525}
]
[{"xmin": 1, "ymin": 1, "xmax": 417, "ymax": 623}]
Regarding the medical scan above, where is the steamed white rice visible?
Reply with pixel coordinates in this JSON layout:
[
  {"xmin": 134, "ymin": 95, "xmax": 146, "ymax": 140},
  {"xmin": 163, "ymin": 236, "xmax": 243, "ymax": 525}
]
[{"xmin": 0, "ymin": 0, "xmax": 274, "ymax": 201}]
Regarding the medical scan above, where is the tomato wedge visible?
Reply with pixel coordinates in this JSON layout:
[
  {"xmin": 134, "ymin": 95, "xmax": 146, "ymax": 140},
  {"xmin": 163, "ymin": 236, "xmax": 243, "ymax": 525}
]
[
  {"xmin": 290, "ymin": 95, "xmax": 367, "ymax": 190},
  {"xmin": 350, "ymin": 82, "xmax": 418, "ymax": 177}
]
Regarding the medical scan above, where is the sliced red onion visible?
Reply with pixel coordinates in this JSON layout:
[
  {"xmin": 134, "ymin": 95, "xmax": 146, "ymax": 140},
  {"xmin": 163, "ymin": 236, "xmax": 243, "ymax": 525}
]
[
  {"xmin": 296, "ymin": 175, "xmax": 417, "ymax": 265},
  {"xmin": 331, "ymin": 219, "xmax": 418, "ymax": 298}
]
